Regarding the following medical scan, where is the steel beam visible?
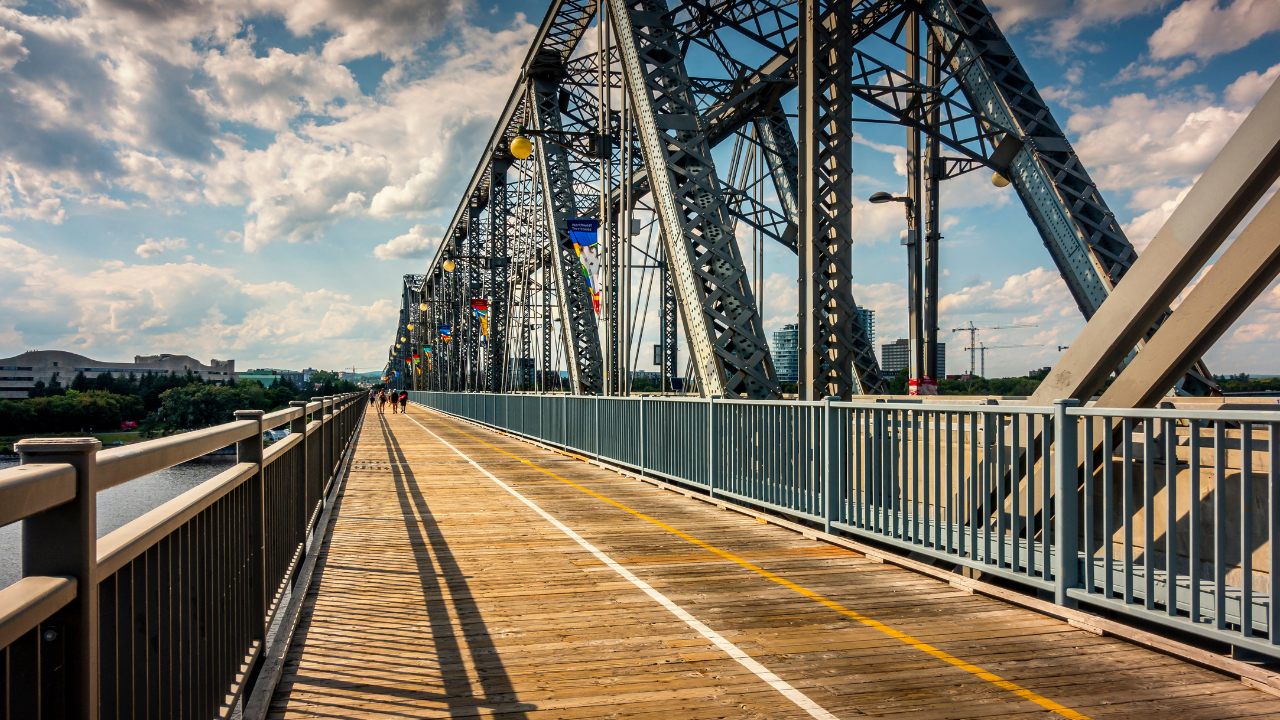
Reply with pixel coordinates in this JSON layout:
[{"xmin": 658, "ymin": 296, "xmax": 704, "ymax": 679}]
[
  {"xmin": 610, "ymin": 0, "xmax": 778, "ymax": 399},
  {"xmin": 530, "ymin": 76, "xmax": 606, "ymax": 395},
  {"xmin": 1099, "ymin": 192, "xmax": 1280, "ymax": 409},
  {"xmin": 798, "ymin": 0, "xmax": 886, "ymax": 399},
  {"xmin": 1033, "ymin": 79, "xmax": 1280, "ymax": 404},
  {"xmin": 488, "ymin": 159, "xmax": 511, "ymax": 392}
]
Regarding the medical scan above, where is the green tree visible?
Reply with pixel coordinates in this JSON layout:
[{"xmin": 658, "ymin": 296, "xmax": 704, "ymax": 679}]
[{"xmin": 70, "ymin": 371, "xmax": 89, "ymax": 392}]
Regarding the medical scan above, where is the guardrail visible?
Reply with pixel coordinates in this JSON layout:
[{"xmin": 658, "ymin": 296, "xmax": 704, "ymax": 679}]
[
  {"xmin": 414, "ymin": 391, "xmax": 1280, "ymax": 658},
  {"xmin": 0, "ymin": 392, "xmax": 366, "ymax": 719}
]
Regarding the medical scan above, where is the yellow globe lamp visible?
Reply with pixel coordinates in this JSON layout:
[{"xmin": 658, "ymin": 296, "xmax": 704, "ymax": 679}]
[
  {"xmin": 420, "ymin": 303, "xmax": 428, "ymax": 311},
  {"xmin": 443, "ymin": 259, "xmax": 456, "ymax": 272},
  {"xmin": 400, "ymin": 336, "xmax": 407, "ymax": 342},
  {"xmin": 406, "ymin": 324, "xmax": 413, "ymax": 331},
  {"xmin": 991, "ymin": 171, "xmax": 1011, "ymax": 188},
  {"xmin": 510, "ymin": 133, "xmax": 534, "ymax": 160}
]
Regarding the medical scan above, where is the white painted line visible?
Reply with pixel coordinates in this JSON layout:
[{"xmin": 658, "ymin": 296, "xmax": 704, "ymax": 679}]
[{"xmin": 403, "ymin": 413, "xmax": 839, "ymax": 720}]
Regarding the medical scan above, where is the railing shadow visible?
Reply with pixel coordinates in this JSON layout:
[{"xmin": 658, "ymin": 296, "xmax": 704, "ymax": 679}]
[
  {"xmin": 377, "ymin": 413, "xmax": 531, "ymax": 717},
  {"xmin": 276, "ymin": 414, "xmax": 532, "ymax": 717}
]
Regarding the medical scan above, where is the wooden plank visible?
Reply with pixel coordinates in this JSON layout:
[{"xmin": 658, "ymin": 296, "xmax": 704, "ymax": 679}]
[{"xmin": 265, "ymin": 409, "xmax": 1280, "ymax": 719}]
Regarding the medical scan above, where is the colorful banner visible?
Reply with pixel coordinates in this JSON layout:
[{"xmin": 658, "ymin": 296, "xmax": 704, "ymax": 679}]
[
  {"xmin": 471, "ymin": 298, "xmax": 489, "ymax": 346},
  {"xmin": 566, "ymin": 218, "xmax": 601, "ymax": 314},
  {"xmin": 439, "ymin": 324, "xmax": 452, "ymax": 341}
]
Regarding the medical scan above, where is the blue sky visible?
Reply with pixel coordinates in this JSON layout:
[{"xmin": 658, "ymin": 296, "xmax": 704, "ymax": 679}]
[{"xmin": 0, "ymin": 0, "xmax": 1277, "ymax": 378}]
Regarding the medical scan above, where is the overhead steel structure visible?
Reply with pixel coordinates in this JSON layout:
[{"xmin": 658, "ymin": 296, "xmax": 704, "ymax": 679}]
[{"xmin": 395, "ymin": 0, "xmax": 1237, "ymax": 403}]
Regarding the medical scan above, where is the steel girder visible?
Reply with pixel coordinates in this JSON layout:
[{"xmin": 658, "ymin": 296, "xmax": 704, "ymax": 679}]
[
  {"xmin": 611, "ymin": 0, "xmax": 778, "ymax": 399},
  {"xmin": 923, "ymin": 0, "xmax": 1130, "ymax": 319},
  {"xmin": 530, "ymin": 76, "xmax": 606, "ymax": 395},
  {"xmin": 797, "ymin": 0, "xmax": 887, "ymax": 399},
  {"xmin": 488, "ymin": 159, "xmax": 511, "ymax": 392}
]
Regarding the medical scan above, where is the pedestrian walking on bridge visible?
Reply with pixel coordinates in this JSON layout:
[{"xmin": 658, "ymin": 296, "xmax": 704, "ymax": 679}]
[{"xmin": 399, "ymin": 389, "xmax": 408, "ymax": 413}]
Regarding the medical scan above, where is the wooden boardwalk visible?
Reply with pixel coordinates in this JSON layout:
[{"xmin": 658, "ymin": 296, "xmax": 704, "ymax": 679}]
[{"xmin": 266, "ymin": 405, "xmax": 1280, "ymax": 719}]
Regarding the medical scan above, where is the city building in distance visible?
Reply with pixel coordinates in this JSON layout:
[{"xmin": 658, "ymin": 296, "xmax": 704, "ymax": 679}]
[
  {"xmin": 880, "ymin": 339, "xmax": 946, "ymax": 378},
  {"xmin": 240, "ymin": 368, "xmax": 305, "ymax": 387},
  {"xmin": 772, "ymin": 323, "xmax": 798, "ymax": 383},
  {"xmin": 0, "ymin": 350, "xmax": 236, "ymax": 399}
]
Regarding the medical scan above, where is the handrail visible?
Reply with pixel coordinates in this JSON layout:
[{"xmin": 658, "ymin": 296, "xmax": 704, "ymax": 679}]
[
  {"xmin": 96, "ymin": 462, "xmax": 258, "ymax": 578},
  {"xmin": 0, "ymin": 576, "xmax": 77, "ymax": 650},
  {"xmin": 0, "ymin": 390, "xmax": 369, "ymax": 717},
  {"xmin": 95, "ymin": 419, "xmax": 257, "ymax": 491},
  {"xmin": 0, "ymin": 463, "xmax": 76, "ymax": 528}
]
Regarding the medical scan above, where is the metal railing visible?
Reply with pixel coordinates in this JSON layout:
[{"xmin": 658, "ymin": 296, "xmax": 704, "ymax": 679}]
[
  {"xmin": 415, "ymin": 391, "xmax": 1280, "ymax": 657},
  {"xmin": 0, "ymin": 392, "xmax": 366, "ymax": 719}
]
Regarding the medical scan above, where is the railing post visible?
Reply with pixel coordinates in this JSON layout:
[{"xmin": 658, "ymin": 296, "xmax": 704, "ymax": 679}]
[
  {"xmin": 562, "ymin": 394, "xmax": 568, "ymax": 448},
  {"xmin": 17, "ymin": 437, "xmax": 101, "ymax": 720},
  {"xmin": 312, "ymin": 396, "xmax": 327, "ymax": 491},
  {"xmin": 327, "ymin": 396, "xmax": 337, "ymax": 478},
  {"xmin": 824, "ymin": 396, "xmax": 838, "ymax": 535},
  {"xmin": 595, "ymin": 395, "xmax": 601, "ymax": 459},
  {"xmin": 1054, "ymin": 399, "xmax": 1081, "ymax": 608},
  {"xmin": 233, "ymin": 409, "xmax": 268, "ymax": 685},
  {"xmin": 290, "ymin": 401, "xmax": 312, "ymax": 541},
  {"xmin": 639, "ymin": 395, "xmax": 646, "ymax": 476},
  {"xmin": 708, "ymin": 396, "xmax": 719, "ymax": 498}
]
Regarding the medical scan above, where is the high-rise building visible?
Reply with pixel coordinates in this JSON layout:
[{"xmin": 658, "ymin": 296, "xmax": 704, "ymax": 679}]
[
  {"xmin": 856, "ymin": 307, "xmax": 875, "ymax": 348},
  {"xmin": 773, "ymin": 323, "xmax": 798, "ymax": 383},
  {"xmin": 879, "ymin": 339, "xmax": 945, "ymax": 378}
]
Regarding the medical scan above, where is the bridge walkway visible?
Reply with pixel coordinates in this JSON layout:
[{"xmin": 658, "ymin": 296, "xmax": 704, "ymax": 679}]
[{"xmin": 265, "ymin": 405, "xmax": 1280, "ymax": 719}]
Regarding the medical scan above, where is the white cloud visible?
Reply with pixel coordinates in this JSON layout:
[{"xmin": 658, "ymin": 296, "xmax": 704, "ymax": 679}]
[
  {"xmin": 1036, "ymin": 0, "xmax": 1174, "ymax": 53},
  {"xmin": 1149, "ymin": 0, "xmax": 1280, "ymax": 60},
  {"xmin": 1067, "ymin": 91, "xmax": 1248, "ymax": 193},
  {"xmin": 1122, "ymin": 184, "xmax": 1193, "ymax": 250},
  {"xmin": 134, "ymin": 236, "xmax": 188, "ymax": 258},
  {"xmin": 0, "ymin": 27, "xmax": 27, "ymax": 71},
  {"xmin": 373, "ymin": 223, "xmax": 442, "ymax": 260},
  {"xmin": 1225, "ymin": 62, "xmax": 1280, "ymax": 107},
  {"xmin": 0, "ymin": 236, "xmax": 397, "ymax": 369},
  {"xmin": 0, "ymin": 3, "xmax": 535, "ymax": 251}
]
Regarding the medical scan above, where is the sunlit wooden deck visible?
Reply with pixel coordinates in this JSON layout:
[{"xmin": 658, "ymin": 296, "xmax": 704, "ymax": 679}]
[{"xmin": 265, "ymin": 405, "xmax": 1280, "ymax": 719}]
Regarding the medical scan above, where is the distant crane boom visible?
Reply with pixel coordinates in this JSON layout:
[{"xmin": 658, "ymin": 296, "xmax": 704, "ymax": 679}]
[{"xmin": 951, "ymin": 321, "xmax": 1038, "ymax": 377}]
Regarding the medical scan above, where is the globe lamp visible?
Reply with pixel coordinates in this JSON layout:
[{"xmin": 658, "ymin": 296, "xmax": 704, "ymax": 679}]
[
  {"xmin": 991, "ymin": 172, "xmax": 1011, "ymax": 188},
  {"xmin": 443, "ymin": 259, "xmax": 456, "ymax": 272},
  {"xmin": 510, "ymin": 134, "xmax": 534, "ymax": 160}
]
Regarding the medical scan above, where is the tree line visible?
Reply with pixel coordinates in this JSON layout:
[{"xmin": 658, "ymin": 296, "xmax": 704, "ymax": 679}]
[{"xmin": 2, "ymin": 369, "xmax": 362, "ymax": 437}]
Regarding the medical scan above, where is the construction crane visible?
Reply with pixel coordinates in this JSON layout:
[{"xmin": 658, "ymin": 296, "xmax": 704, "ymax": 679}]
[
  {"xmin": 951, "ymin": 322, "xmax": 1038, "ymax": 377},
  {"xmin": 969, "ymin": 343, "xmax": 1043, "ymax": 378}
]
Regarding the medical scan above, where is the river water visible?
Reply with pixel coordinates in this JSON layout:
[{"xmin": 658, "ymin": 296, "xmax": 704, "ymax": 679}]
[{"xmin": 0, "ymin": 454, "xmax": 236, "ymax": 589}]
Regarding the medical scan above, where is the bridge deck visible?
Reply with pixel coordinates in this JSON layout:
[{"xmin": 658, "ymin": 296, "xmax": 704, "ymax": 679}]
[{"xmin": 266, "ymin": 405, "xmax": 1280, "ymax": 719}]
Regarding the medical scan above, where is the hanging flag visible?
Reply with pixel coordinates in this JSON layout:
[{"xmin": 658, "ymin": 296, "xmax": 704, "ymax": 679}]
[
  {"xmin": 471, "ymin": 298, "xmax": 490, "ymax": 347},
  {"xmin": 566, "ymin": 218, "xmax": 601, "ymax": 314},
  {"xmin": 439, "ymin": 324, "xmax": 452, "ymax": 342}
]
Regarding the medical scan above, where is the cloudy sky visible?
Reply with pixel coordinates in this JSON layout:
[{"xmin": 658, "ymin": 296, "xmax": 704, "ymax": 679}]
[{"xmin": 0, "ymin": 0, "xmax": 1277, "ymax": 378}]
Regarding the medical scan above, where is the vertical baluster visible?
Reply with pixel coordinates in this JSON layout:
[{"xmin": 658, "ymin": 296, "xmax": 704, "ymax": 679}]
[
  {"xmin": 1123, "ymin": 417, "xmax": 1135, "ymax": 605},
  {"xmin": 934, "ymin": 410, "xmax": 942, "ymax": 550},
  {"xmin": 1166, "ymin": 418, "xmax": 1179, "ymax": 617},
  {"xmin": 1190, "ymin": 421, "xmax": 1202, "ymax": 624},
  {"xmin": 1215, "ymin": 420, "xmax": 1227, "ymax": 630},
  {"xmin": 1144, "ymin": 419, "xmax": 1156, "ymax": 610},
  {"xmin": 1104, "ymin": 418, "xmax": 1115, "ymax": 599},
  {"xmin": 970, "ymin": 412, "xmax": 979, "ymax": 559},
  {"xmin": 1243, "ymin": 421, "xmax": 1254, "ymax": 637},
  {"xmin": 1084, "ymin": 417, "xmax": 1095, "ymax": 594},
  {"xmin": 1011, "ymin": 413, "xmax": 1021, "ymax": 574},
  {"xmin": 1269, "ymin": 422, "xmax": 1278, "ymax": 645},
  {"xmin": 913, "ymin": 409, "xmax": 921, "ymax": 544}
]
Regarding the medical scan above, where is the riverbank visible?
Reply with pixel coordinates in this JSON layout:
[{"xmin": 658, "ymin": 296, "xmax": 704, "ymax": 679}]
[{"xmin": 0, "ymin": 430, "xmax": 144, "ymax": 455}]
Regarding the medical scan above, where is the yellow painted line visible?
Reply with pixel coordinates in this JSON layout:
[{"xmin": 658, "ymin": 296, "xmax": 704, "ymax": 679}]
[{"xmin": 412, "ymin": 406, "xmax": 1093, "ymax": 720}]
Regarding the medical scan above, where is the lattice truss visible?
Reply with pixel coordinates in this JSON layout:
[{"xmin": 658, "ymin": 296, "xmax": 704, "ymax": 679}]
[{"xmin": 409, "ymin": 0, "xmax": 1185, "ymax": 397}]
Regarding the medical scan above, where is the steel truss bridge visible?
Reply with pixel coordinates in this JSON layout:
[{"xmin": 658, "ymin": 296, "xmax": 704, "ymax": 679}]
[{"xmin": 385, "ymin": 0, "xmax": 1278, "ymax": 408}]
